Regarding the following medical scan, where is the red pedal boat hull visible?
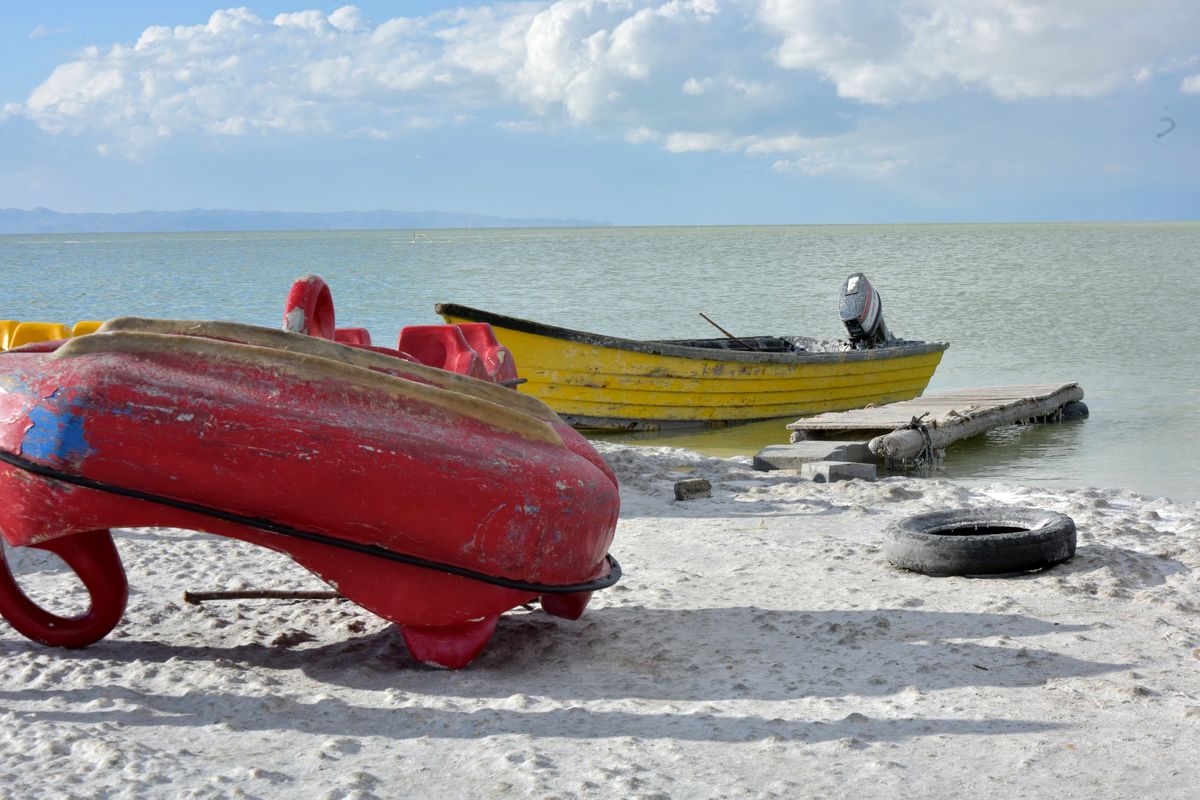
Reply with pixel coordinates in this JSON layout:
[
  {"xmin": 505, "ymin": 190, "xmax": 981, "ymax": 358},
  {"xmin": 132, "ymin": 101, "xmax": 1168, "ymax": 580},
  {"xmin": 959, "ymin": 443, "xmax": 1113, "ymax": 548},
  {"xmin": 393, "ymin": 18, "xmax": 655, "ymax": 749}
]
[{"xmin": 0, "ymin": 322, "xmax": 620, "ymax": 668}]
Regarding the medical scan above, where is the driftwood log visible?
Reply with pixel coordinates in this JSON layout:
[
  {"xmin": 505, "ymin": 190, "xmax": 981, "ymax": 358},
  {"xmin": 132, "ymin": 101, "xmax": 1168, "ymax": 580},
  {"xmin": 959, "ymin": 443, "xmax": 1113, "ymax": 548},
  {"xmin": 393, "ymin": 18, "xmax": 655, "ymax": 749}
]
[{"xmin": 868, "ymin": 384, "xmax": 1085, "ymax": 460}]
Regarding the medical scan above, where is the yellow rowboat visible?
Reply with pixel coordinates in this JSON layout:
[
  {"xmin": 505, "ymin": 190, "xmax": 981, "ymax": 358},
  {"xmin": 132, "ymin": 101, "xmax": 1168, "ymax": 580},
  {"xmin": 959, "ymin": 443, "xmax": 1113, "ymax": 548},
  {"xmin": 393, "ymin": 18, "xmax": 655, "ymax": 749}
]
[{"xmin": 437, "ymin": 300, "xmax": 948, "ymax": 431}]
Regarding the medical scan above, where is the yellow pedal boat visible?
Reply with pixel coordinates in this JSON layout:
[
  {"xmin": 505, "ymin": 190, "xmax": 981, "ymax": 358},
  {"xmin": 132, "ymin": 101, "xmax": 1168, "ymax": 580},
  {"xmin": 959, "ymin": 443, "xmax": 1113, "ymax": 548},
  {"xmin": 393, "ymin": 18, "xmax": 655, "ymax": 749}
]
[
  {"xmin": 1, "ymin": 319, "xmax": 102, "ymax": 350},
  {"xmin": 437, "ymin": 274, "xmax": 948, "ymax": 431}
]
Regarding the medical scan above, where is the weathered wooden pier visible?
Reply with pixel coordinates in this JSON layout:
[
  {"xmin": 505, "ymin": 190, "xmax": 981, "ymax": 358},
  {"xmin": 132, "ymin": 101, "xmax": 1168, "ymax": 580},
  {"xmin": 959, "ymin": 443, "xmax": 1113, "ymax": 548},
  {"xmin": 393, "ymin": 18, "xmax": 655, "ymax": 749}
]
[{"xmin": 754, "ymin": 383, "xmax": 1086, "ymax": 477}]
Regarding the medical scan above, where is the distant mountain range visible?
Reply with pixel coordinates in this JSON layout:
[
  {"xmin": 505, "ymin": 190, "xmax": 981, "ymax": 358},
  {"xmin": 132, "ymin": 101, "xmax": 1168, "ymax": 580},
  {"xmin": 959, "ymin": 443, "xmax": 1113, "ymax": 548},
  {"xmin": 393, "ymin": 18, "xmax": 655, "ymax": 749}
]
[{"xmin": 0, "ymin": 207, "xmax": 611, "ymax": 234}]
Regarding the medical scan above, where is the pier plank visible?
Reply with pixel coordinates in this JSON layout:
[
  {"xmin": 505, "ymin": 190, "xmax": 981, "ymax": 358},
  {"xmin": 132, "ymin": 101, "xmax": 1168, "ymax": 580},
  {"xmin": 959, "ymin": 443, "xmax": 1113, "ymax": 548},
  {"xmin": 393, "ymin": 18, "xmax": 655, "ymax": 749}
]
[{"xmin": 785, "ymin": 383, "xmax": 1084, "ymax": 460}]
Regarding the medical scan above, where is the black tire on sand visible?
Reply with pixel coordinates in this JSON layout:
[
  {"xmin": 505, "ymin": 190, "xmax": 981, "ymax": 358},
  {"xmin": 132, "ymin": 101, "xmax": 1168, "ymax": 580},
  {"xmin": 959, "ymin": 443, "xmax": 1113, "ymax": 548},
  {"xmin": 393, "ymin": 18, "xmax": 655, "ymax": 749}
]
[{"xmin": 883, "ymin": 506, "xmax": 1076, "ymax": 576}]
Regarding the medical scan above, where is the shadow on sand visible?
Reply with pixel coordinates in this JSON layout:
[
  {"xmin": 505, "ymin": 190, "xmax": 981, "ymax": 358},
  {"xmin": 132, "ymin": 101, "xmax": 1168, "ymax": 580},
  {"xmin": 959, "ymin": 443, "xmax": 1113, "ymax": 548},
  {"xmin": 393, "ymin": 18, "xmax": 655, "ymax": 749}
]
[{"xmin": 1, "ymin": 605, "xmax": 1123, "ymax": 744}]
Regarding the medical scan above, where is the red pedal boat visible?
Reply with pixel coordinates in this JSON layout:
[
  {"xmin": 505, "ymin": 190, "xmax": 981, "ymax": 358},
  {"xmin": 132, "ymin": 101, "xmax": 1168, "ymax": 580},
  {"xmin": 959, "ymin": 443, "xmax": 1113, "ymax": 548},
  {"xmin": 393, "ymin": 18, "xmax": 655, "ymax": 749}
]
[{"xmin": 0, "ymin": 281, "xmax": 620, "ymax": 669}]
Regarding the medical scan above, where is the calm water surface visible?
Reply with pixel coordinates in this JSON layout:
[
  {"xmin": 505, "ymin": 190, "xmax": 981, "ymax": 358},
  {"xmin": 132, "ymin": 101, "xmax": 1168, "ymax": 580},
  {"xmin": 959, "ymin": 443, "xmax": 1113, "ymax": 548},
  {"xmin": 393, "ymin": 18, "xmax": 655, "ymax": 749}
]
[{"xmin": 2, "ymin": 223, "xmax": 1197, "ymax": 501}]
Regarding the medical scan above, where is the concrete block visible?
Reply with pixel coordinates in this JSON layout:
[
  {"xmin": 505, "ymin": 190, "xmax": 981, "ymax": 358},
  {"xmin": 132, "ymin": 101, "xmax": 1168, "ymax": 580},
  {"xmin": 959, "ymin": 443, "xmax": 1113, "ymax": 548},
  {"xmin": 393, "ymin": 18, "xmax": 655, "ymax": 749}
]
[
  {"xmin": 753, "ymin": 442, "xmax": 875, "ymax": 471},
  {"xmin": 674, "ymin": 478, "xmax": 712, "ymax": 500},
  {"xmin": 800, "ymin": 460, "xmax": 877, "ymax": 483}
]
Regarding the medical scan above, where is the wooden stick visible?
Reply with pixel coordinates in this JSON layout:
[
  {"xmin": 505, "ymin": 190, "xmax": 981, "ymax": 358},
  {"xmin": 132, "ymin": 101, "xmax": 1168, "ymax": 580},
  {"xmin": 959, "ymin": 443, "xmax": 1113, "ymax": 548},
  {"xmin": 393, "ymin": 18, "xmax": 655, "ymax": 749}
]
[
  {"xmin": 183, "ymin": 589, "xmax": 342, "ymax": 605},
  {"xmin": 698, "ymin": 312, "xmax": 761, "ymax": 351}
]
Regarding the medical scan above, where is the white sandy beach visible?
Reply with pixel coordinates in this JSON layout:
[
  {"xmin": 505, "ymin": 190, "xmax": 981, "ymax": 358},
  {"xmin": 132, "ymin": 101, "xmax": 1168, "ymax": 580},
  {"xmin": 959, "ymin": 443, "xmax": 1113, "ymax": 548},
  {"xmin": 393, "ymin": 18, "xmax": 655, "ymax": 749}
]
[{"xmin": 1, "ymin": 442, "xmax": 1198, "ymax": 798}]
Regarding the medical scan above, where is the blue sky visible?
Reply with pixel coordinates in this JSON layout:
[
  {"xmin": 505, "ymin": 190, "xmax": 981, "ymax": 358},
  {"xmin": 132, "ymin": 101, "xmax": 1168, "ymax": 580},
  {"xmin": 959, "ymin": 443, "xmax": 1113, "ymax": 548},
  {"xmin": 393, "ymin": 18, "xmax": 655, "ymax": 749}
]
[{"xmin": 1, "ymin": 1, "xmax": 1197, "ymax": 225}]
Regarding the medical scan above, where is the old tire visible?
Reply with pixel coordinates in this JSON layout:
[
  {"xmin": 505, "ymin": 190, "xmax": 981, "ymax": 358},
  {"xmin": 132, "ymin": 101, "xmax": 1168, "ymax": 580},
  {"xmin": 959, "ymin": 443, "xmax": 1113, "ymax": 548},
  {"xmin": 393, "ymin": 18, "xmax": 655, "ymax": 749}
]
[{"xmin": 884, "ymin": 507, "xmax": 1075, "ymax": 576}]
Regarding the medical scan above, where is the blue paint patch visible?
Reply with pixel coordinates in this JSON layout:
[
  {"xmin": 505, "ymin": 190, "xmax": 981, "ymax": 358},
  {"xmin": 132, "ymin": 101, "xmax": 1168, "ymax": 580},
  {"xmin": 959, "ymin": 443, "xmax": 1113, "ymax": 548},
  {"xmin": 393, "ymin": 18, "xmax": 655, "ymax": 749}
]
[{"xmin": 21, "ymin": 402, "xmax": 93, "ymax": 464}]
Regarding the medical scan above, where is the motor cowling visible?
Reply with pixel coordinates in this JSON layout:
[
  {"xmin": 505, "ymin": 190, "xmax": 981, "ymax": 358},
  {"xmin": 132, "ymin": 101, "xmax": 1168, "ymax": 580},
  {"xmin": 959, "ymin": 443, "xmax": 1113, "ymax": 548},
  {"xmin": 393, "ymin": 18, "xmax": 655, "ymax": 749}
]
[{"xmin": 839, "ymin": 272, "xmax": 891, "ymax": 348}]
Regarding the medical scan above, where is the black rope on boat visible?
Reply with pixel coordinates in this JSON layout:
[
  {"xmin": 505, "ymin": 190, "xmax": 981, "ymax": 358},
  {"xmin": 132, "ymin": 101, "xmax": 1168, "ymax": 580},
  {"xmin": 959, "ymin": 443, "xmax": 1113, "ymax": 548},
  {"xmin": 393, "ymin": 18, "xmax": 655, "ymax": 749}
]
[{"xmin": 0, "ymin": 448, "xmax": 621, "ymax": 595}]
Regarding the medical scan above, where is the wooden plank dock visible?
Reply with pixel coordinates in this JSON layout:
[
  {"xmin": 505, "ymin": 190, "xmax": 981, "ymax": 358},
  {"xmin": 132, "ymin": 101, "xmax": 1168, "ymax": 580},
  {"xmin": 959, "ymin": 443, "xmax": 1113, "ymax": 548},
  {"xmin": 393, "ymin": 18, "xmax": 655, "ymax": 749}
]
[
  {"xmin": 788, "ymin": 383, "xmax": 1083, "ymax": 436},
  {"xmin": 761, "ymin": 383, "xmax": 1086, "ymax": 468}
]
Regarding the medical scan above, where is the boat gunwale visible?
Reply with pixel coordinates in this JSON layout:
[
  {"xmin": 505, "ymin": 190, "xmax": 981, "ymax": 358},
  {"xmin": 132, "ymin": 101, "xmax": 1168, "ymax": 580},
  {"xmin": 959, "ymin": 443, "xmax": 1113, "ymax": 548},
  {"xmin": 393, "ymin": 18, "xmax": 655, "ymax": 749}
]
[{"xmin": 435, "ymin": 303, "xmax": 948, "ymax": 365}]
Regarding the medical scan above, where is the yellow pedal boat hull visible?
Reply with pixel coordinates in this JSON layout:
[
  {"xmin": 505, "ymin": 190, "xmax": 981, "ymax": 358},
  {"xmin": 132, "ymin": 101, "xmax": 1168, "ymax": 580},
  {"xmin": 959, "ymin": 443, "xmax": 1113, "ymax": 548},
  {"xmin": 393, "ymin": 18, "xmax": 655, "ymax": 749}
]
[{"xmin": 1, "ymin": 319, "xmax": 102, "ymax": 350}]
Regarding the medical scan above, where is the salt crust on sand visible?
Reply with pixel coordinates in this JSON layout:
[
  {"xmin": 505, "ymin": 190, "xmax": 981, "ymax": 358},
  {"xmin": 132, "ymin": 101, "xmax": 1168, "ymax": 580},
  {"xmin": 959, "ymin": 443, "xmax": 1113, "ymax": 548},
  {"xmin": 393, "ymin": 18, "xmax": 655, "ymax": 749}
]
[{"xmin": 1, "ymin": 443, "xmax": 1198, "ymax": 799}]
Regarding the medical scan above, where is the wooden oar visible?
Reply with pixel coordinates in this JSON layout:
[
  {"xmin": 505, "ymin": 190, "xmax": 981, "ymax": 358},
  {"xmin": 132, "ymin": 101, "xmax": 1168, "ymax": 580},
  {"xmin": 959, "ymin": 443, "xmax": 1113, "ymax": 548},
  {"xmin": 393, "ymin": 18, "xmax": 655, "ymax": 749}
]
[{"xmin": 698, "ymin": 312, "xmax": 762, "ymax": 351}]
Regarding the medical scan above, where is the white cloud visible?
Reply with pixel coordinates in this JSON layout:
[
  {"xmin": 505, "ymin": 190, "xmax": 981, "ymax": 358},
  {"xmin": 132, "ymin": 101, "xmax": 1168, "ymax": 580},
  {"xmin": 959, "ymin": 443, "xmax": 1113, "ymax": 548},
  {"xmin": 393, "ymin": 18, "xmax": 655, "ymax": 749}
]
[
  {"xmin": 328, "ymin": 6, "xmax": 365, "ymax": 32},
  {"xmin": 663, "ymin": 130, "xmax": 741, "ymax": 153},
  {"xmin": 772, "ymin": 154, "xmax": 838, "ymax": 177},
  {"xmin": 624, "ymin": 126, "xmax": 658, "ymax": 144},
  {"xmin": 30, "ymin": 24, "xmax": 69, "ymax": 39},
  {"xmin": 10, "ymin": 1, "xmax": 1200, "ymax": 168},
  {"xmin": 651, "ymin": 127, "xmax": 911, "ymax": 178},
  {"xmin": 772, "ymin": 152, "xmax": 909, "ymax": 177},
  {"xmin": 496, "ymin": 119, "xmax": 540, "ymax": 132},
  {"xmin": 681, "ymin": 75, "xmax": 768, "ymax": 98},
  {"xmin": 757, "ymin": 0, "xmax": 1200, "ymax": 104},
  {"xmin": 744, "ymin": 134, "xmax": 826, "ymax": 155},
  {"xmin": 16, "ymin": 1, "xmax": 767, "ymax": 153}
]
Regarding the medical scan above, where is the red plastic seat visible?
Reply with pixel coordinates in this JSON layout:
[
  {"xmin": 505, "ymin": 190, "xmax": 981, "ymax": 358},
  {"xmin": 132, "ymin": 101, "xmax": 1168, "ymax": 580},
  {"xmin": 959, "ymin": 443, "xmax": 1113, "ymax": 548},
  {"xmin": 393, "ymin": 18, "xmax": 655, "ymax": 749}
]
[
  {"xmin": 282, "ymin": 277, "xmax": 519, "ymax": 386},
  {"xmin": 334, "ymin": 327, "xmax": 372, "ymax": 347},
  {"xmin": 455, "ymin": 323, "xmax": 520, "ymax": 385},
  {"xmin": 396, "ymin": 325, "xmax": 490, "ymax": 381}
]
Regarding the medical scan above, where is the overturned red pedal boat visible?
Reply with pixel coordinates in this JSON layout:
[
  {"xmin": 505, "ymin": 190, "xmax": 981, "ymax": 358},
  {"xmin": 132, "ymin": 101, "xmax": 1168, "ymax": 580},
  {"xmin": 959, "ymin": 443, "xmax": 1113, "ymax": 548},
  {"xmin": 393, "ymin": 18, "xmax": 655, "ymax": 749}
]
[{"xmin": 0, "ymin": 312, "xmax": 620, "ymax": 669}]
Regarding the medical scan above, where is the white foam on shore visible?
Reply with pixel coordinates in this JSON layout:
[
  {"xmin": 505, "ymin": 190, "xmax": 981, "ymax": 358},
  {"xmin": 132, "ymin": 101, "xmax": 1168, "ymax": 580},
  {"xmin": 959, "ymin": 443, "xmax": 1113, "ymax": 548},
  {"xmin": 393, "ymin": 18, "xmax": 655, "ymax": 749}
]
[{"xmin": 1, "ymin": 442, "xmax": 1197, "ymax": 798}]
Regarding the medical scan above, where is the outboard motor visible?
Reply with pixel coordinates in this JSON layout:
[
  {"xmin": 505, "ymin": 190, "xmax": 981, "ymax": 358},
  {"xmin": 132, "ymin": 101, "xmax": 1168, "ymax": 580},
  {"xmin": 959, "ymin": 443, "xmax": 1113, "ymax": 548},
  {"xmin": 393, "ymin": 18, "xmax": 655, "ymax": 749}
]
[{"xmin": 839, "ymin": 272, "xmax": 891, "ymax": 348}]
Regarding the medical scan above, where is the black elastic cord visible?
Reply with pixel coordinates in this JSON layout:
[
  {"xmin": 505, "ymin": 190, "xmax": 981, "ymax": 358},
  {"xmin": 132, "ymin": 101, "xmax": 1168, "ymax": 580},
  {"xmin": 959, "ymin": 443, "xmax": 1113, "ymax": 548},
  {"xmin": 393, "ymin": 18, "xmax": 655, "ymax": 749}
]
[{"xmin": 0, "ymin": 448, "xmax": 620, "ymax": 594}]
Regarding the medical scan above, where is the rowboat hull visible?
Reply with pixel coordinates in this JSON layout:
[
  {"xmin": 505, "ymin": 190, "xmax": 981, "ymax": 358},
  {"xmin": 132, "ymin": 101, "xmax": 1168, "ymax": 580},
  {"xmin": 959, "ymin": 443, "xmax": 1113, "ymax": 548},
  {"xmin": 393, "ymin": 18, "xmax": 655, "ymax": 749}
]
[{"xmin": 437, "ymin": 304, "xmax": 948, "ymax": 430}]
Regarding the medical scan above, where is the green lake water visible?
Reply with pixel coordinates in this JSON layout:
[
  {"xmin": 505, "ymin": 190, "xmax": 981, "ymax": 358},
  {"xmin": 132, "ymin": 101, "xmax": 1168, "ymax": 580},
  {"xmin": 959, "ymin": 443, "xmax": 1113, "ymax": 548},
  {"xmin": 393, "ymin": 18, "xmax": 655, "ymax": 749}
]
[{"xmin": 2, "ymin": 222, "xmax": 1197, "ymax": 500}]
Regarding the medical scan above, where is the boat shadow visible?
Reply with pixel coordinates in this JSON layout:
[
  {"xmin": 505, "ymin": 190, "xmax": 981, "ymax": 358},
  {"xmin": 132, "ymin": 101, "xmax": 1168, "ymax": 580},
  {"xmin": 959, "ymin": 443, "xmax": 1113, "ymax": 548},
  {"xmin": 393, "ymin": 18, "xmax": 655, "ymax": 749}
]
[
  {"xmin": 461, "ymin": 605, "xmax": 1125, "ymax": 701},
  {"xmin": 1, "ymin": 606, "xmax": 1124, "ymax": 707},
  {"xmin": 0, "ymin": 679, "xmax": 1063, "ymax": 744},
  {"xmin": 0, "ymin": 605, "xmax": 1105, "ymax": 744}
]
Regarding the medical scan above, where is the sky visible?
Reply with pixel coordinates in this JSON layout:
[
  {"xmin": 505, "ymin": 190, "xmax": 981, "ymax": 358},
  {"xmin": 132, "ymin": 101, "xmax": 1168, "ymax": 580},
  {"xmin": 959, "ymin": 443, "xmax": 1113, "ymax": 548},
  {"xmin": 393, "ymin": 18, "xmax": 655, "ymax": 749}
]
[{"xmin": 1, "ymin": 1, "xmax": 1198, "ymax": 225}]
